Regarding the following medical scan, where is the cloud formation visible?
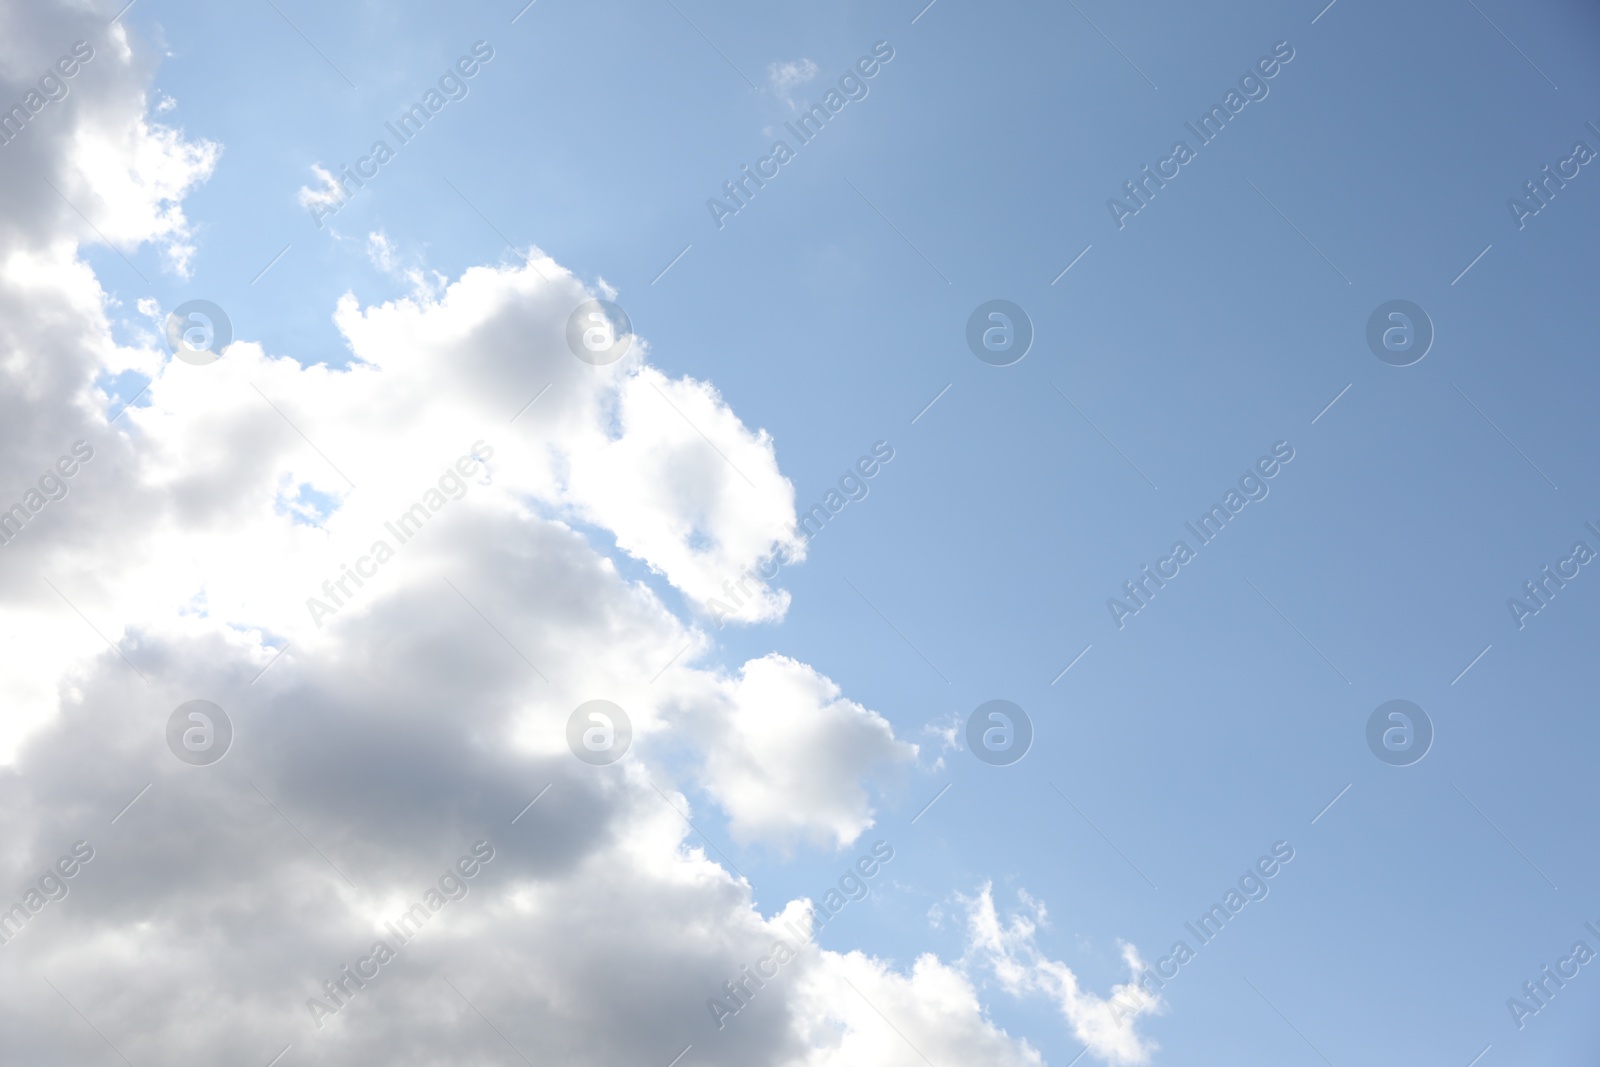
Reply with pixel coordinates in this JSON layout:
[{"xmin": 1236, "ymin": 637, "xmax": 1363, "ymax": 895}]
[
  {"xmin": 0, "ymin": 4, "xmax": 1092, "ymax": 1065},
  {"xmin": 964, "ymin": 884, "xmax": 1162, "ymax": 1064}
]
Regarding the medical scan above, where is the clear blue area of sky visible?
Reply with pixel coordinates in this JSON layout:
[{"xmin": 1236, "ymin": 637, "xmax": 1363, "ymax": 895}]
[{"xmin": 108, "ymin": 0, "xmax": 1600, "ymax": 1062}]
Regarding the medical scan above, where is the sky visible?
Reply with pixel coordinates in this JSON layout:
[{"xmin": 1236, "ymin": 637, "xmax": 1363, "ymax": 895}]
[{"xmin": 0, "ymin": 0, "xmax": 1597, "ymax": 1064}]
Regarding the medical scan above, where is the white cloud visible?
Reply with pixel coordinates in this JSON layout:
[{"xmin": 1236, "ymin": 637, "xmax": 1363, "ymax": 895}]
[
  {"xmin": 563, "ymin": 366, "xmax": 803, "ymax": 622},
  {"xmin": 767, "ymin": 59, "xmax": 819, "ymax": 110},
  {"xmin": 366, "ymin": 230, "xmax": 400, "ymax": 273},
  {"xmin": 297, "ymin": 162, "xmax": 343, "ymax": 212},
  {"xmin": 61, "ymin": 96, "xmax": 219, "ymax": 277},
  {"xmin": 0, "ymin": 6, "xmax": 1052, "ymax": 1065},
  {"xmin": 789, "ymin": 943, "xmax": 1046, "ymax": 1067},
  {"xmin": 963, "ymin": 884, "xmax": 1162, "ymax": 1064},
  {"xmin": 365, "ymin": 230, "xmax": 443, "ymax": 296},
  {"xmin": 694, "ymin": 654, "xmax": 917, "ymax": 851}
]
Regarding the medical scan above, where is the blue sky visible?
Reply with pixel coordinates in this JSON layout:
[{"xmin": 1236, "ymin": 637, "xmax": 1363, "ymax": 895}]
[{"xmin": 8, "ymin": 0, "xmax": 1600, "ymax": 1063}]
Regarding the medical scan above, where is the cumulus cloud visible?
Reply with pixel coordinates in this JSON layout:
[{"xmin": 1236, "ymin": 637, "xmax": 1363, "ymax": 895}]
[
  {"xmin": 0, "ymin": 24, "xmax": 218, "ymax": 276},
  {"xmin": 0, "ymin": 4, "xmax": 1063, "ymax": 1065},
  {"xmin": 562, "ymin": 366, "xmax": 802, "ymax": 621},
  {"xmin": 694, "ymin": 654, "xmax": 917, "ymax": 851},
  {"xmin": 789, "ymin": 942, "xmax": 1046, "ymax": 1067},
  {"xmin": 63, "ymin": 110, "xmax": 218, "ymax": 276}
]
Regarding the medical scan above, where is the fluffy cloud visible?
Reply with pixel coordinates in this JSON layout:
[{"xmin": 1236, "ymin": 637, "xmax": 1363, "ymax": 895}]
[
  {"xmin": 787, "ymin": 943, "xmax": 1046, "ymax": 1067},
  {"xmin": 694, "ymin": 654, "xmax": 917, "ymax": 851},
  {"xmin": 0, "ymin": 13, "xmax": 217, "ymax": 754},
  {"xmin": 0, "ymin": 18, "xmax": 217, "ymax": 275},
  {"xmin": 0, "ymin": 4, "xmax": 1063, "ymax": 1065}
]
